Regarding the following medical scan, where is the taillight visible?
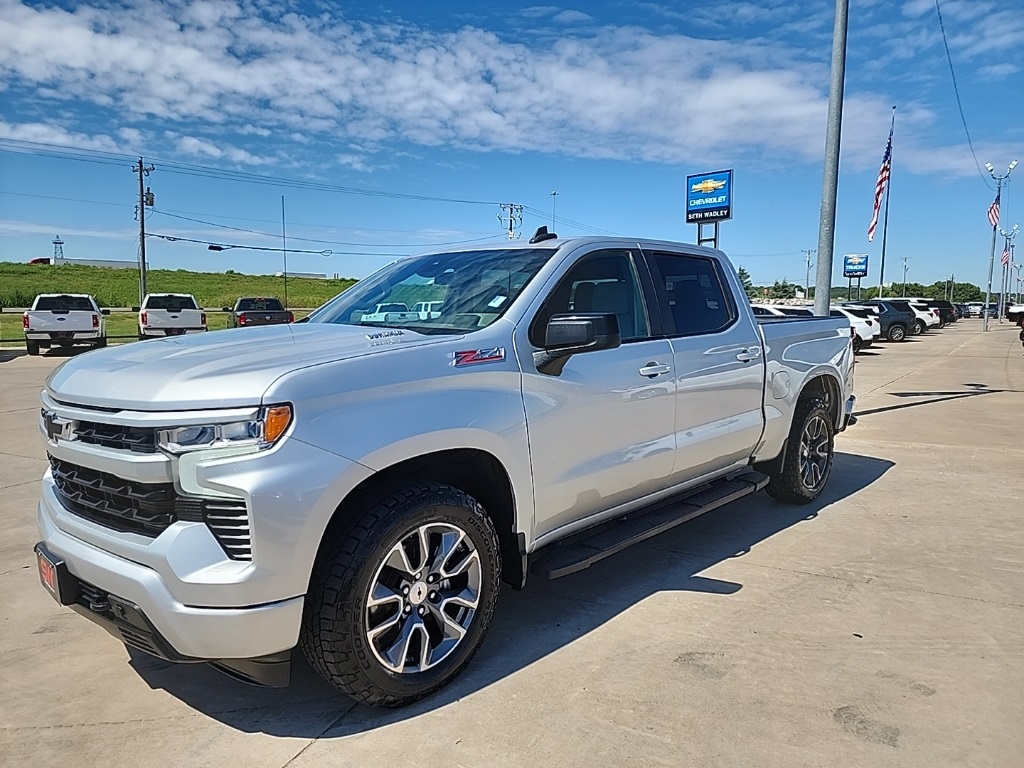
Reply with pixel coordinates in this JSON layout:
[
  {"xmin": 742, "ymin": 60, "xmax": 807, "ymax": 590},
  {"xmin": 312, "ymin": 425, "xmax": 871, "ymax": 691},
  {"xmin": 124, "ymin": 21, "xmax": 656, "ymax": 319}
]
[
  {"xmin": 238, "ymin": 313, "xmax": 246, "ymax": 325},
  {"xmin": 92, "ymin": 314, "xmax": 99, "ymax": 328},
  {"xmin": 140, "ymin": 311, "xmax": 148, "ymax": 325},
  {"xmin": 866, "ymin": 319, "xmax": 873, "ymax": 326},
  {"xmin": 288, "ymin": 311, "xmax": 294, "ymax": 323},
  {"xmin": 201, "ymin": 312, "xmax": 207, "ymax": 326},
  {"xmin": 22, "ymin": 313, "xmax": 29, "ymax": 329}
]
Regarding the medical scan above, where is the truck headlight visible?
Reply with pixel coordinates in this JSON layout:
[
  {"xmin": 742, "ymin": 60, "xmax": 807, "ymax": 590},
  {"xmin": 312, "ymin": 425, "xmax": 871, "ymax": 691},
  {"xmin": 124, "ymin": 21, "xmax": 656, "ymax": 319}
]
[{"xmin": 157, "ymin": 404, "xmax": 292, "ymax": 454}]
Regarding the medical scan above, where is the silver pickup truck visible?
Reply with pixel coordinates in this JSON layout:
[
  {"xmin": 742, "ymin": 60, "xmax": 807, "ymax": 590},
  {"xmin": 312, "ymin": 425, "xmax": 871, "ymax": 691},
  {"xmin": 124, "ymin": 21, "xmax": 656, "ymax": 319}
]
[{"xmin": 33, "ymin": 234, "xmax": 855, "ymax": 707}]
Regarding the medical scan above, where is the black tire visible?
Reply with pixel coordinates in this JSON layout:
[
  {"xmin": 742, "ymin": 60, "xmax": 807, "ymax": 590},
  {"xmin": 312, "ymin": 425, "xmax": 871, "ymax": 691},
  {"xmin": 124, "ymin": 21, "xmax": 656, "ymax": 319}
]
[
  {"xmin": 886, "ymin": 323, "xmax": 906, "ymax": 342},
  {"xmin": 766, "ymin": 396, "xmax": 835, "ymax": 505},
  {"xmin": 914, "ymin": 319, "xmax": 926, "ymax": 335},
  {"xmin": 96, "ymin": 337, "xmax": 107, "ymax": 349},
  {"xmin": 26, "ymin": 341, "xmax": 40, "ymax": 356},
  {"xmin": 852, "ymin": 335, "xmax": 862, "ymax": 354},
  {"xmin": 301, "ymin": 481, "xmax": 501, "ymax": 708},
  {"xmin": 138, "ymin": 327, "xmax": 146, "ymax": 341}
]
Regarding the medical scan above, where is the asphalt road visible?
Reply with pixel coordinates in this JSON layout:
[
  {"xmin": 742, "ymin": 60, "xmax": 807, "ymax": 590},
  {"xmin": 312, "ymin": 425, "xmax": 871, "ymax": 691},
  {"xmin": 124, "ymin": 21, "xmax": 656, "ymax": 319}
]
[{"xmin": 1, "ymin": 320, "xmax": 1022, "ymax": 767}]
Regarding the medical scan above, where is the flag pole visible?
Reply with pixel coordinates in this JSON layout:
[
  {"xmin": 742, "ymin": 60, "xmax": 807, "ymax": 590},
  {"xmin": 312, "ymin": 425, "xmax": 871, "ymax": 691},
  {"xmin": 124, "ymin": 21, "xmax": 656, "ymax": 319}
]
[{"xmin": 877, "ymin": 106, "xmax": 895, "ymax": 298}]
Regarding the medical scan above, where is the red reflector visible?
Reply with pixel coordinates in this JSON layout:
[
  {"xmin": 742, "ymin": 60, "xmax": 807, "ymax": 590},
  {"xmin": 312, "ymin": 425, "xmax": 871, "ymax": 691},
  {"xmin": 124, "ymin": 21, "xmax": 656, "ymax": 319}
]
[
  {"xmin": 201, "ymin": 312, "xmax": 207, "ymax": 326},
  {"xmin": 92, "ymin": 314, "xmax": 99, "ymax": 328},
  {"xmin": 23, "ymin": 313, "xmax": 29, "ymax": 329},
  {"xmin": 238, "ymin": 313, "xmax": 246, "ymax": 325},
  {"xmin": 140, "ymin": 311, "xmax": 147, "ymax": 325},
  {"xmin": 288, "ymin": 311, "xmax": 294, "ymax": 323}
]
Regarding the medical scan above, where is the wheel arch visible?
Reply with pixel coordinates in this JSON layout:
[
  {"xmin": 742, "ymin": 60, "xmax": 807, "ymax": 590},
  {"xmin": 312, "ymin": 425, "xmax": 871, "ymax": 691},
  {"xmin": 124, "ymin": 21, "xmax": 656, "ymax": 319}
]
[{"xmin": 312, "ymin": 448, "xmax": 526, "ymax": 590}]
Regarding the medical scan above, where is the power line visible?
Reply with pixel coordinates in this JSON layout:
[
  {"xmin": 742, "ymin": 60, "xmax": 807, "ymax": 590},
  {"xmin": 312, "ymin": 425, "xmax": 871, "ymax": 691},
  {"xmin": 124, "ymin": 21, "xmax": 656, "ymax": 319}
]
[
  {"xmin": 149, "ymin": 209, "xmax": 505, "ymax": 248},
  {"xmin": 933, "ymin": 0, "xmax": 995, "ymax": 191},
  {"xmin": 148, "ymin": 232, "xmax": 406, "ymax": 257}
]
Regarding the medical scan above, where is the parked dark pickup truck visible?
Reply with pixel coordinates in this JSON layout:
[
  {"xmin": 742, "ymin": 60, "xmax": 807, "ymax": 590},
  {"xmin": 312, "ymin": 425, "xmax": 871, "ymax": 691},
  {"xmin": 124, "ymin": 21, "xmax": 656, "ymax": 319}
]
[{"xmin": 224, "ymin": 297, "xmax": 294, "ymax": 328}]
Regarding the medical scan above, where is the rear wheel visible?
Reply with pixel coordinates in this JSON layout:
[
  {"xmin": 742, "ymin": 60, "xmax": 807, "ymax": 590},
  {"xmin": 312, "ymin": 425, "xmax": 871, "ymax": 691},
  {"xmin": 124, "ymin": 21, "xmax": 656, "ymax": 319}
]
[
  {"xmin": 26, "ymin": 341, "xmax": 40, "ymax": 356},
  {"xmin": 766, "ymin": 397, "xmax": 835, "ymax": 505},
  {"xmin": 914, "ymin": 319, "xmax": 926, "ymax": 335},
  {"xmin": 887, "ymin": 324, "xmax": 906, "ymax": 342},
  {"xmin": 301, "ymin": 481, "xmax": 501, "ymax": 708},
  {"xmin": 852, "ymin": 335, "xmax": 862, "ymax": 354},
  {"xmin": 96, "ymin": 337, "xmax": 107, "ymax": 349}
]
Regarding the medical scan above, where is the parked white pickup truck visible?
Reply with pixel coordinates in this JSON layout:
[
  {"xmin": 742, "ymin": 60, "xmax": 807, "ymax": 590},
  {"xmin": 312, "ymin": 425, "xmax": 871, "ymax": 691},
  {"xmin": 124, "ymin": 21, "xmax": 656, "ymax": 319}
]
[
  {"xmin": 34, "ymin": 232, "xmax": 856, "ymax": 707},
  {"xmin": 133, "ymin": 294, "xmax": 206, "ymax": 339},
  {"xmin": 22, "ymin": 293, "xmax": 108, "ymax": 355},
  {"xmin": 359, "ymin": 302, "xmax": 421, "ymax": 324}
]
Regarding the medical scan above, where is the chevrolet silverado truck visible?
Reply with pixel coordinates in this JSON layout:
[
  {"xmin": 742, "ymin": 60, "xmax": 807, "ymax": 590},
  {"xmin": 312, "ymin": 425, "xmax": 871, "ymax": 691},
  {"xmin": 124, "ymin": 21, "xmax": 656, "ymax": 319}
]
[
  {"xmin": 223, "ymin": 297, "xmax": 294, "ymax": 328},
  {"xmin": 34, "ymin": 234, "xmax": 855, "ymax": 708},
  {"xmin": 133, "ymin": 293, "xmax": 206, "ymax": 339},
  {"xmin": 23, "ymin": 293, "xmax": 109, "ymax": 355}
]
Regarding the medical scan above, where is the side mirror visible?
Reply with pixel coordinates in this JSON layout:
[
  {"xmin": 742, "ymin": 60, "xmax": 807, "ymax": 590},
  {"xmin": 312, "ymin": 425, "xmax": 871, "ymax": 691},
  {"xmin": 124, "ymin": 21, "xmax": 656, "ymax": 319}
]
[
  {"xmin": 131, "ymin": 306, "xmax": 140, "ymax": 312},
  {"xmin": 535, "ymin": 313, "xmax": 621, "ymax": 375},
  {"xmin": 101, "ymin": 309, "xmax": 111, "ymax": 316}
]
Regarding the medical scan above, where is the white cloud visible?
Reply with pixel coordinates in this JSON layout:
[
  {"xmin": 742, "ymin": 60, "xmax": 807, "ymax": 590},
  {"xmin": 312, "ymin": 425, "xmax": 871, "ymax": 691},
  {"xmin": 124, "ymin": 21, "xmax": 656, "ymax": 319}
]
[
  {"xmin": 552, "ymin": 10, "xmax": 593, "ymax": 24},
  {"xmin": 0, "ymin": 119, "xmax": 121, "ymax": 152},
  {"xmin": 977, "ymin": 63, "xmax": 1020, "ymax": 78},
  {"xmin": 0, "ymin": 0, "xmax": 1013, "ymax": 177}
]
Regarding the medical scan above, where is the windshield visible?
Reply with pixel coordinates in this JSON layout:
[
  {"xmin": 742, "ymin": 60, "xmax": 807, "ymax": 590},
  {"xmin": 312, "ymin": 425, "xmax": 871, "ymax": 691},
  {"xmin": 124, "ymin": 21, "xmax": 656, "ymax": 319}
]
[
  {"xmin": 146, "ymin": 295, "xmax": 198, "ymax": 310},
  {"xmin": 35, "ymin": 295, "xmax": 94, "ymax": 311},
  {"xmin": 310, "ymin": 247, "xmax": 555, "ymax": 334},
  {"xmin": 237, "ymin": 298, "xmax": 284, "ymax": 311}
]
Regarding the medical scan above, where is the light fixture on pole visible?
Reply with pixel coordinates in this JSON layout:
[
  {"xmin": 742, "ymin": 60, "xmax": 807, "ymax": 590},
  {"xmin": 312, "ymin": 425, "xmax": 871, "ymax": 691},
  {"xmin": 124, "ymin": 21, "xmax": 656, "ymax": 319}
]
[
  {"xmin": 550, "ymin": 191, "xmax": 558, "ymax": 231},
  {"xmin": 983, "ymin": 159, "xmax": 1017, "ymax": 331}
]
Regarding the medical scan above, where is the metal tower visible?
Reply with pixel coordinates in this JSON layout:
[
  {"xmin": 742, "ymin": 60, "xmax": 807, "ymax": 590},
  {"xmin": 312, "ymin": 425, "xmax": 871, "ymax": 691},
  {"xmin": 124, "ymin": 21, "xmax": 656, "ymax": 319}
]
[{"xmin": 52, "ymin": 235, "xmax": 64, "ymax": 262}]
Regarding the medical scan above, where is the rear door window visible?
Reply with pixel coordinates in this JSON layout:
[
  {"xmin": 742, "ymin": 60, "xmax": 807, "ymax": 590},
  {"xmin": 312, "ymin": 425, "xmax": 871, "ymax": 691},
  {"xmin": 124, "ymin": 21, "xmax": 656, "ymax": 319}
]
[{"xmin": 648, "ymin": 253, "xmax": 735, "ymax": 336}]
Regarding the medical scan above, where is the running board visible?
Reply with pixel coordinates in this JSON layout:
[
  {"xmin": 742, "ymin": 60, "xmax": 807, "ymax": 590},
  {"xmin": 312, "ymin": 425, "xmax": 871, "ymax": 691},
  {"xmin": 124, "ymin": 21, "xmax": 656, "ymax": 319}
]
[{"xmin": 530, "ymin": 471, "xmax": 769, "ymax": 579}]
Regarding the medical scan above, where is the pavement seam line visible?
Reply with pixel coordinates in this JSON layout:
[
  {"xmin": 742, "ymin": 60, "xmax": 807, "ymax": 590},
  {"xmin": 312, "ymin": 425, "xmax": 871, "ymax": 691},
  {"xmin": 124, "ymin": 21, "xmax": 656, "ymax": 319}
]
[{"xmin": 280, "ymin": 702, "xmax": 359, "ymax": 767}]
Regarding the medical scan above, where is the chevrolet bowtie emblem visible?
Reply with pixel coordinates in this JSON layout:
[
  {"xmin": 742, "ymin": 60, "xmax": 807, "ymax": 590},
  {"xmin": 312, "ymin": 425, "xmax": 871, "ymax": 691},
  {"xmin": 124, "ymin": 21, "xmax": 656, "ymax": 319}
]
[{"xmin": 691, "ymin": 178, "xmax": 727, "ymax": 194}]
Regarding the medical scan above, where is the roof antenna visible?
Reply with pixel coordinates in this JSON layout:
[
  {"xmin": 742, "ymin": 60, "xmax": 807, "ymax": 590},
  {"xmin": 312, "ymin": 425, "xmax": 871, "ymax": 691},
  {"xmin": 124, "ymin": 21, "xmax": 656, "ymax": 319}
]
[{"xmin": 529, "ymin": 226, "xmax": 558, "ymax": 244}]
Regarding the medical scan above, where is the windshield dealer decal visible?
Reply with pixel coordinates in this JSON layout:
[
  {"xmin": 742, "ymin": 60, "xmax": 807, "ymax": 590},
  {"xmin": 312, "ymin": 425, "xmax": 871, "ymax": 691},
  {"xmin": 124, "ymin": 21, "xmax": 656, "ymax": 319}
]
[{"xmin": 453, "ymin": 348, "xmax": 506, "ymax": 367}]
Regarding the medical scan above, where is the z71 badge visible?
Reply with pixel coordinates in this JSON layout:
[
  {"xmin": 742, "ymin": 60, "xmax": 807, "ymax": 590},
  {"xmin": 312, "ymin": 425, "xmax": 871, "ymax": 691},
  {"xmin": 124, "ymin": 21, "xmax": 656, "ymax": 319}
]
[{"xmin": 452, "ymin": 348, "xmax": 506, "ymax": 367}]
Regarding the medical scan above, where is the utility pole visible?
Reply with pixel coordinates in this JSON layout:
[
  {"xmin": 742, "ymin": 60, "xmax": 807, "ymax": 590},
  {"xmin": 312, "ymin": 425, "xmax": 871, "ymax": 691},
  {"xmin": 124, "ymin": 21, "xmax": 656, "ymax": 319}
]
[
  {"xmin": 999, "ymin": 225, "xmax": 1019, "ymax": 321},
  {"xmin": 550, "ymin": 191, "xmax": 558, "ymax": 230},
  {"xmin": 900, "ymin": 256, "xmax": 910, "ymax": 296},
  {"xmin": 498, "ymin": 204, "xmax": 523, "ymax": 240},
  {"xmin": 983, "ymin": 160, "xmax": 1017, "ymax": 331},
  {"xmin": 813, "ymin": 0, "xmax": 850, "ymax": 316},
  {"xmin": 133, "ymin": 158, "xmax": 155, "ymax": 306},
  {"xmin": 281, "ymin": 195, "xmax": 289, "ymax": 311},
  {"xmin": 802, "ymin": 249, "xmax": 816, "ymax": 300}
]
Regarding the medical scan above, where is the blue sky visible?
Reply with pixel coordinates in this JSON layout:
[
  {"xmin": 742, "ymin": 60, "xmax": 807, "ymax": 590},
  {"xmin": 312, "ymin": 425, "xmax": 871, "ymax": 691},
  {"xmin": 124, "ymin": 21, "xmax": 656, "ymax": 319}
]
[{"xmin": 0, "ymin": 0, "xmax": 1021, "ymax": 290}]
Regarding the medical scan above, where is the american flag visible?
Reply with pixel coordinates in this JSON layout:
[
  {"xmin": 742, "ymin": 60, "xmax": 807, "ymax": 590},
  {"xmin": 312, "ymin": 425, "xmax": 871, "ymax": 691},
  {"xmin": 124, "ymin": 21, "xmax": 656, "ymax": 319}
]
[
  {"xmin": 988, "ymin": 193, "xmax": 1000, "ymax": 228},
  {"xmin": 1002, "ymin": 246, "xmax": 1011, "ymax": 267},
  {"xmin": 867, "ymin": 128, "xmax": 892, "ymax": 242}
]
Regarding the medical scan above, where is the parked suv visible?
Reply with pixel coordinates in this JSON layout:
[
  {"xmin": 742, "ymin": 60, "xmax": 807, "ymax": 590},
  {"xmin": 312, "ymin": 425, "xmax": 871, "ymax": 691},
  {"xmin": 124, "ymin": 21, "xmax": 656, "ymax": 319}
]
[{"xmin": 845, "ymin": 301, "xmax": 914, "ymax": 342}]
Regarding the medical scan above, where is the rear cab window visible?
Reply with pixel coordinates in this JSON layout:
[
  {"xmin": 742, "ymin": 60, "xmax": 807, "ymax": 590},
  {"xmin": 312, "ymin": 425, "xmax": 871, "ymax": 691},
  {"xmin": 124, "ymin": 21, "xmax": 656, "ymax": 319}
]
[
  {"xmin": 146, "ymin": 295, "xmax": 198, "ymax": 311},
  {"xmin": 648, "ymin": 252, "xmax": 735, "ymax": 336},
  {"xmin": 35, "ymin": 296, "xmax": 95, "ymax": 311}
]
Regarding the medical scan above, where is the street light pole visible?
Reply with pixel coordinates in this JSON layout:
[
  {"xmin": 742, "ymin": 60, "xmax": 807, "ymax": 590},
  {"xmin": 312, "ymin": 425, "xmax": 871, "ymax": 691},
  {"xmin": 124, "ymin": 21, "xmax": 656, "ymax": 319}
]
[
  {"xmin": 983, "ymin": 160, "xmax": 1017, "ymax": 331},
  {"xmin": 281, "ymin": 195, "xmax": 288, "ymax": 311},
  {"xmin": 814, "ymin": 0, "xmax": 850, "ymax": 317},
  {"xmin": 802, "ymin": 249, "xmax": 816, "ymax": 300}
]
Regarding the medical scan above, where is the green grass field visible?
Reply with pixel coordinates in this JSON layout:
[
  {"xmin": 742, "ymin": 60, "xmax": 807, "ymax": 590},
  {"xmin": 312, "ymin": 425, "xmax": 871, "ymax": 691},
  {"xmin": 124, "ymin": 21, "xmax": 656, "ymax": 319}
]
[
  {"xmin": 0, "ymin": 262, "xmax": 346, "ymax": 345},
  {"xmin": 0, "ymin": 263, "xmax": 356, "ymax": 310}
]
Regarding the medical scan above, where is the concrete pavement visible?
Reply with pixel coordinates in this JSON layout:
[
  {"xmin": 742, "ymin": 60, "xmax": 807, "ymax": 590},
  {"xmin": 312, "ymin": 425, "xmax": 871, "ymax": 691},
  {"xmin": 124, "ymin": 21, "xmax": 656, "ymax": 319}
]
[{"xmin": 1, "ymin": 321, "xmax": 1022, "ymax": 767}]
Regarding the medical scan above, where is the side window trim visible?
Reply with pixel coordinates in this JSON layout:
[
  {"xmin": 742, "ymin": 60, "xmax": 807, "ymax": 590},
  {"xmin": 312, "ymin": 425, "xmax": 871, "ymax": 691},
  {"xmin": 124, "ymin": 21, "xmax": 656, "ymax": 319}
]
[{"xmin": 647, "ymin": 250, "xmax": 739, "ymax": 338}]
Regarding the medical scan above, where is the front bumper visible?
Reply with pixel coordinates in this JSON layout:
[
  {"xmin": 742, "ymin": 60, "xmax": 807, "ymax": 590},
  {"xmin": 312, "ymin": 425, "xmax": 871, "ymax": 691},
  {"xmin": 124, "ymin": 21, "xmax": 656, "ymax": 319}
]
[
  {"xmin": 36, "ymin": 504, "xmax": 303, "ymax": 662},
  {"xmin": 33, "ymin": 541, "xmax": 292, "ymax": 686}
]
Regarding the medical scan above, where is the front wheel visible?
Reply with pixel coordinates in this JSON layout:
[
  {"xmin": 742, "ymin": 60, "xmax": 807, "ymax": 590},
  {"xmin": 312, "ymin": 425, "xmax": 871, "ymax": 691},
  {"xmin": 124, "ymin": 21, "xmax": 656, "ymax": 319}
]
[
  {"xmin": 887, "ymin": 324, "xmax": 906, "ymax": 342},
  {"xmin": 766, "ymin": 397, "xmax": 835, "ymax": 505},
  {"xmin": 301, "ymin": 482, "xmax": 501, "ymax": 708}
]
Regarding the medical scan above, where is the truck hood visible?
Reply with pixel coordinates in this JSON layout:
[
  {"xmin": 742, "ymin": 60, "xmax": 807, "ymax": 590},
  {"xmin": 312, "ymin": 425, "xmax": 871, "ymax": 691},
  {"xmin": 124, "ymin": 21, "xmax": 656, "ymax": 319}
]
[{"xmin": 46, "ymin": 324, "xmax": 450, "ymax": 410}]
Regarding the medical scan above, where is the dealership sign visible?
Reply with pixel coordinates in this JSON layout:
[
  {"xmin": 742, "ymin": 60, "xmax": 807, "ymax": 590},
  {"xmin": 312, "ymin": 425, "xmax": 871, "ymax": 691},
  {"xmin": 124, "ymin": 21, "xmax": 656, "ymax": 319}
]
[
  {"xmin": 686, "ymin": 169, "xmax": 733, "ymax": 223},
  {"xmin": 843, "ymin": 254, "xmax": 869, "ymax": 278}
]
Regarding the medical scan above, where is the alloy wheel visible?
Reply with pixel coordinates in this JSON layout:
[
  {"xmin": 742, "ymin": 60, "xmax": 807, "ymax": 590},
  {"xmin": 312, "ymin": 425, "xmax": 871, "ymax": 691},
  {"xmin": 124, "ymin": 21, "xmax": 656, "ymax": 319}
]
[
  {"xmin": 365, "ymin": 523, "xmax": 482, "ymax": 674},
  {"xmin": 798, "ymin": 414, "xmax": 831, "ymax": 491}
]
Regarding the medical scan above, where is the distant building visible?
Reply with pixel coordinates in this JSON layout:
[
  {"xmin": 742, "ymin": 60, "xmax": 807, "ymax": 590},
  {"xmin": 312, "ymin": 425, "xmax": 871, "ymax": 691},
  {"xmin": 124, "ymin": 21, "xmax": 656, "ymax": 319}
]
[{"xmin": 274, "ymin": 271, "xmax": 329, "ymax": 279}]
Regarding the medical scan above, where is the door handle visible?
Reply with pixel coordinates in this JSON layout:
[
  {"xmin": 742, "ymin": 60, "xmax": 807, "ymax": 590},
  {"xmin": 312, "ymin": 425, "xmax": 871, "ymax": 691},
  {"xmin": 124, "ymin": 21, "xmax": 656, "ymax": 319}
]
[
  {"xmin": 639, "ymin": 362, "xmax": 672, "ymax": 378},
  {"xmin": 735, "ymin": 348, "xmax": 761, "ymax": 362}
]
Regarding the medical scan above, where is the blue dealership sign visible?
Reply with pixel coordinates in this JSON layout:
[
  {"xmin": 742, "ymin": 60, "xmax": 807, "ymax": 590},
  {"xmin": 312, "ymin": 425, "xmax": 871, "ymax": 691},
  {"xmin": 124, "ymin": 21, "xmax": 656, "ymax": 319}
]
[
  {"xmin": 686, "ymin": 169, "xmax": 733, "ymax": 223},
  {"xmin": 843, "ymin": 254, "xmax": 869, "ymax": 278}
]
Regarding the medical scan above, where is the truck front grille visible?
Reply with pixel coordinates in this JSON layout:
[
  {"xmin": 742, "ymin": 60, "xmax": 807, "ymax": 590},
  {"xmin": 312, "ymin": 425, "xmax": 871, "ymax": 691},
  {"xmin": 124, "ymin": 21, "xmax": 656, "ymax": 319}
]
[
  {"xmin": 75, "ymin": 420, "xmax": 157, "ymax": 453},
  {"xmin": 48, "ymin": 455, "xmax": 252, "ymax": 560}
]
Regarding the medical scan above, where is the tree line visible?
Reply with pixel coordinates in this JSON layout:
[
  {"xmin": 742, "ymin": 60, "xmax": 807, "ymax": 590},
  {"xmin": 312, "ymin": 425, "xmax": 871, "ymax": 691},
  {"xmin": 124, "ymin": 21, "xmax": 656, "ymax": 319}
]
[{"xmin": 735, "ymin": 267, "xmax": 984, "ymax": 303}]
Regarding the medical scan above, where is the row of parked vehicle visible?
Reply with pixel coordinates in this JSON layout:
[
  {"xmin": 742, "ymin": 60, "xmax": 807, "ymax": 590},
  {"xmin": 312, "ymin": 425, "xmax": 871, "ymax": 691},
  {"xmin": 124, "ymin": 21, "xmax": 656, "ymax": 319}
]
[
  {"xmin": 751, "ymin": 297, "xmax": 965, "ymax": 354},
  {"xmin": 18, "ymin": 293, "xmax": 294, "ymax": 355}
]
